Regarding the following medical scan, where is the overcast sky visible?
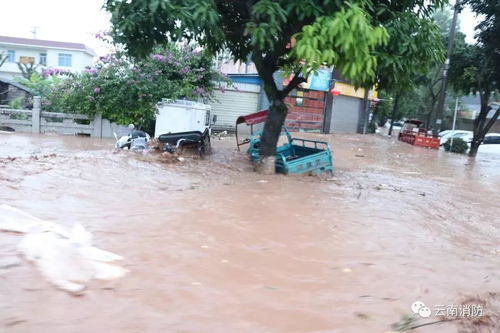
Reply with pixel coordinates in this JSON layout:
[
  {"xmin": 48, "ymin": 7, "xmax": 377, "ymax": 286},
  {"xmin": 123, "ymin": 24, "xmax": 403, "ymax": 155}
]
[
  {"xmin": 0, "ymin": 0, "xmax": 111, "ymax": 55},
  {"xmin": 0, "ymin": 0, "xmax": 481, "ymax": 58}
]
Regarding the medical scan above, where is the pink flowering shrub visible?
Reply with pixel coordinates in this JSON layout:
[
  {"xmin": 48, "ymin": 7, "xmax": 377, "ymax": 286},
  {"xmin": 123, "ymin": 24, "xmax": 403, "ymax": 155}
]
[{"xmin": 46, "ymin": 44, "xmax": 231, "ymax": 128}]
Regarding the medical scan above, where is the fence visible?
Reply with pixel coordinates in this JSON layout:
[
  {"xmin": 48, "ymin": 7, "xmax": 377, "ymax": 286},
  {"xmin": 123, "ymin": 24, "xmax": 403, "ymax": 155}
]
[{"xmin": 0, "ymin": 96, "xmax": 128, "ymax": 138}]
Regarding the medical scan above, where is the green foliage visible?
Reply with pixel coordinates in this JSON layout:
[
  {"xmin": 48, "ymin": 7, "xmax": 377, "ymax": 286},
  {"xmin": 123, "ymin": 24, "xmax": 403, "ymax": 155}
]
[
  {"xmin": 432, "ymin": 6, "xmax": 457, "ymax": 37},
  {"xmin": 8, "ymin": 97, "xmax": 25, "ymax": 110},
  {"xmin": 107, "ymin": 0, "xmax": 440, "ymax": 90},
  {"xmin": 367, "ymin": 120, "xmax": 377, "ymax": 133},
  {"xmin": 379, "ymin": 7, "xmax": 461, "ymax": 127},
  {"xmin": 8, "ymin": 98, "xmax": 29, "ymax": 120},
  {"xmin": 46, "ymin": 44, "xmax": 227, "ymax": 128},
  {"xmin": 398, "ymin": 90, "xmax": 428, "ymax": 121},
  {"xmin": 449, "ymin": 0, "xmax": 500, "ymax": 156},
  {"xmin": 291, "ymin": 4, "xmax": 388, "ymax": 82},
  {"xmin": 443, "ymin": 137, "xmax": 468, "ymax": 154},
  {"xmin": 373, "ymin": 13, "xmax": 445, "ymax": 92},
  {"xmin": 16, "ymin": 73, "xmax": 62, "ymax": 99},
  {"xmin": 17, "ymin": 62, "xmax": 39, "ymax": 79},
  {"xmin": 449, "ymin": 44, "xmax": 492, "ymax": 95},
  {"xmin": 371, "ymin": 90, "xmax": 393, "ymax": 126},
  {"xmin": 15, "ymin": 73, "xmax": 66, "ymax": 111},
  {"xmin": 464, "ymin": 0, "xmax": 500, "ymax": 88},
  {"xmin": 373, "ymin": 87, "xmax": 439, "ymax": 131},
  {"xmin": 449, "ymin": 0, "xmax": 499, "ymax": 96}
]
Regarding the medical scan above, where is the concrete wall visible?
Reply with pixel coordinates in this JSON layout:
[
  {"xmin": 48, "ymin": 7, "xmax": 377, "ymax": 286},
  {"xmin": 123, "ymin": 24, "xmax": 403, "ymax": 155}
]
[{"xmin": 0, "ymin": 97, "xmax": 127, "ymax": 137}]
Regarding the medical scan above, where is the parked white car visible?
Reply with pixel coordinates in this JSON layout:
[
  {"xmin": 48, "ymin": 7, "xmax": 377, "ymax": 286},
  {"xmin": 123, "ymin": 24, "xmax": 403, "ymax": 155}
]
[
  {"xmin": 441, "ymin": 131, "xmax": 500, "ymax": 155},
  {"xmin": 460, "ymin": 132, "xmax": 500, "ymax": 147},
  {"xmin": 483, "ymin": 133, "xmax": 500, "ymax": 145},
  {"xmin": 439, "ymin": 130, "xmax": 472, "ymax": 145},
  {"xmin": 477, "ymin": 133, "xmax": 500, "ymax": 153}
]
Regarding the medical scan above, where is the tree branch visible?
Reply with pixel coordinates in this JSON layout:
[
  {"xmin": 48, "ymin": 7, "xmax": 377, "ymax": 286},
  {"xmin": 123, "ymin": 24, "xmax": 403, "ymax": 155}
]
[
  {"xmin": 280, "ymin": 70, "xmax": 308, "ymax": 98},
  {"xmin": 473, "ymin": 89, "xmax": 490, "ymax": 137},
  {"xmin": 483, "ymin": 105, "xmax": 500, "ymax": 135}
]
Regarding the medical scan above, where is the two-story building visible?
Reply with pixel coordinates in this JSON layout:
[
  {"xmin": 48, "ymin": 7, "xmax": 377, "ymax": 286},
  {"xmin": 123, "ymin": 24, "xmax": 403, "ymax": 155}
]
[{"xmin": 0, "ymin": 35, "xmax": 95, "ymax": 80}]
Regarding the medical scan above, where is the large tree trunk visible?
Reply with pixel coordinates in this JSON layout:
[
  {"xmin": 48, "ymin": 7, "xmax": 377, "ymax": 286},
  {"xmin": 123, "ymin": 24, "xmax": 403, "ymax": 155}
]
[
  {"xmin": 256, "ymin": 97, "xmax": 288, "ymax": 174},
  {"xmin": 469, "ymin": 90, "xmax": 500, "ymax": 157},
  {"xmin": 470, "ymin": 106, "xmax": 500, "ymax": 157},
  {"xmin": 468, "ymin": 138, "xmax": 480, "ymax": 157},
  {"xmin": 251, "ymin": 49, "xmax": 306, "ymax": 174},
  {"xmin": 469, "ymin": 97, "xmax": 488, "ymax": 157},
  {"xmin": 425, "ymin": 95, "xmax": 437, "ymax": 129}
]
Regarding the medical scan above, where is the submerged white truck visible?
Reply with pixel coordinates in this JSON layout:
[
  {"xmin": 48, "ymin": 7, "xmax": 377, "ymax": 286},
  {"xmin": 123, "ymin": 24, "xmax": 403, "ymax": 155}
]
[
  {"xmin": 154, "ymin": 100, "xmax": 215, "ymax": 155},
  {"xmin": 115, "ymin": 100, "xmax": 215, "ymax": 154}
]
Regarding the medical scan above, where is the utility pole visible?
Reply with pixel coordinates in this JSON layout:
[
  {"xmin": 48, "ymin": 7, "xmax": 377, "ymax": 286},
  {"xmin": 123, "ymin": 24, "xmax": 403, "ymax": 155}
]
[
  {"xmin": 434, "ymin": 0, "xmax": 461, "ymax": 134},
  {"xmin": 449, "ymin": 96, "xmax": 459, "ymax": 148},
  {"xmin": 361, "ymin": 88, "xmax": 370, "ymax": 134},
  {"xmin": 30, "ymin": 26, "xmax": 39, "ymax": 39},
  {"xmin": 388, "ymin": 93, "xmax": 400, "ymax": 136}
]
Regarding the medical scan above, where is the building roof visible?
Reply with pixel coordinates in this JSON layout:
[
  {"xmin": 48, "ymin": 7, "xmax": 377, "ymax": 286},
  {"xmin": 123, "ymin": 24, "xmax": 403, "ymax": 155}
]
[
  {"xmin": 0, "ymin": 78, "xmax": 32, "ymax": 93},
  {"xmin": 0, "ymin": 36, "xmax": 96, "ymax": 57}
]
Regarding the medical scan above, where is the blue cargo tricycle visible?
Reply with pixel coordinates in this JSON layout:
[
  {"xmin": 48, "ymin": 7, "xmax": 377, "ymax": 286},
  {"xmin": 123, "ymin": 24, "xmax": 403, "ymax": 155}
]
[{"xmin": 235, "ymin": 110, "xmax": 334, "ymax": 176}]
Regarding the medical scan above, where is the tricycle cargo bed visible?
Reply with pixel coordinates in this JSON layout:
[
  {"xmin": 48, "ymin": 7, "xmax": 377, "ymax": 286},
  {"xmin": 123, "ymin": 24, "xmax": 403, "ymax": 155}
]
[{"xmin": 275, "ymin": 138, "xmax": 333, "ymax": 175}]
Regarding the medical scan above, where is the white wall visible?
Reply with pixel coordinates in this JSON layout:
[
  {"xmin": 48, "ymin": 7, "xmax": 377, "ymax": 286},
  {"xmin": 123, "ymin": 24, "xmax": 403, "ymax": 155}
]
[
  {"xmin": 45, "ymin": 49, "xmax": 93, "ymax": 70},
  {"xmin": 0, "ymin": 46, "xmax": 40, "ymax": 79},
  {"xmin": 0, "ymin": 45, "xmax": 94, "ymax": 80}
]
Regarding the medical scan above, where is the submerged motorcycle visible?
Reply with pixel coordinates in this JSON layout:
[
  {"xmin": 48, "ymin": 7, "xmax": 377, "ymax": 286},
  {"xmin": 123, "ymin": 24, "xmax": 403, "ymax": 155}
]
[{"xmin": 114, "ymin": 125, "xmax": 151, "ymax": 150}]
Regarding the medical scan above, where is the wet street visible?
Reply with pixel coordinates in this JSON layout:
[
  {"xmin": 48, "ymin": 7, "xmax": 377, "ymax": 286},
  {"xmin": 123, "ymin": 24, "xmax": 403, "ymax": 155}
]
[{"xmin": 1, "ymin": 132, "xmax": 500, "ymax": 332}]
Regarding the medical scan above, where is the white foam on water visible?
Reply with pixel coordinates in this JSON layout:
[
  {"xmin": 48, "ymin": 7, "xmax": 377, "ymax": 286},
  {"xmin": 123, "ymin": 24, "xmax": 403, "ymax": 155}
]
[{"xmin": 0, "ymin": 204, "xmax": 128, "ymax": 295}]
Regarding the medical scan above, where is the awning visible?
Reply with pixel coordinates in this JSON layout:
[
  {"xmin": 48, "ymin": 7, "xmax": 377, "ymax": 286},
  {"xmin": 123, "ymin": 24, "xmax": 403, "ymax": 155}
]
[{"xmin": 236, "ymin": 110, "xmax": 268, "ymax": 126}]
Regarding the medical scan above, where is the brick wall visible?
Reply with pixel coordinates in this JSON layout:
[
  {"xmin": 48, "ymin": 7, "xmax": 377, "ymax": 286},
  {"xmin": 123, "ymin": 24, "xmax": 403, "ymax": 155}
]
[{"xmin": 284, "ymin": 89, "xmax": 326, "ymax": 131}]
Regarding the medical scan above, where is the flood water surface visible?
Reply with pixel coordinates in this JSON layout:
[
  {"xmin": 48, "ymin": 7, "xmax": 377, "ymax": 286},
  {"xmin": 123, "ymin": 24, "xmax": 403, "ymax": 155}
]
[{"xmin": 1, "ymin": 132, "xmax": 500, "ymax": 332}]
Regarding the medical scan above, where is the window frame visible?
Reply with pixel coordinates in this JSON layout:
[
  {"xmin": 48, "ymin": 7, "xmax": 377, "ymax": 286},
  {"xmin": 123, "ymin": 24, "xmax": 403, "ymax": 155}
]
[
  {"xmin": 484, "ymin": 136, "xmax": 500, "ymax": 144},
  {"xmin": 7, "ymin": 50, "xmax": 15, "ymax": 62},
  {"xmin": 39, "ymin": 53, "xmax": 47, "ymax": 66},
  {"xmin": 58, "ymin": 53, "xmax": 72, "ymax": 67}
]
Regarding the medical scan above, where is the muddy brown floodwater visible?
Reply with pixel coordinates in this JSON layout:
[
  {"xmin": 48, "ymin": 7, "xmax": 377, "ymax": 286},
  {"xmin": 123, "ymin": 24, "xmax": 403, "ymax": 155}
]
[{"xmin": 1, "ymin": 132, "xmax": 500, "ymax": 333}]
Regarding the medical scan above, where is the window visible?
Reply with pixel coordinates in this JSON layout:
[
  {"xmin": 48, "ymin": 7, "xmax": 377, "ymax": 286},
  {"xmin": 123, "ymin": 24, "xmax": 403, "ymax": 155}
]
[
  {"xmin": 39, "ymin": 53, "xmax": 47, "ymax": 66},
  {"xmin": 296, "ymin": 90, "xmax": 304, "ymax": 106},
  {"xmin": 58, "ymin": 53, "xmax": 72, "ymax": 67},
  {"xmin": 7, "ymin": 50, "xmax": 15, "ymax": 62},
  {"xmin": 484, "ymin": 136, "xmax": 500, "ymax": 144}
]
